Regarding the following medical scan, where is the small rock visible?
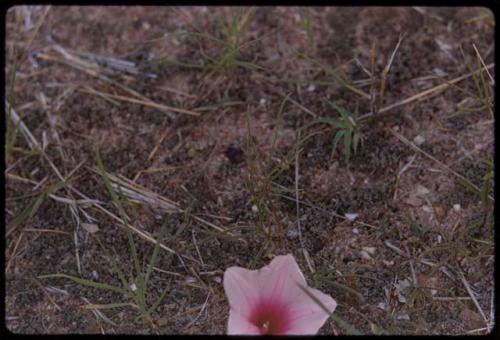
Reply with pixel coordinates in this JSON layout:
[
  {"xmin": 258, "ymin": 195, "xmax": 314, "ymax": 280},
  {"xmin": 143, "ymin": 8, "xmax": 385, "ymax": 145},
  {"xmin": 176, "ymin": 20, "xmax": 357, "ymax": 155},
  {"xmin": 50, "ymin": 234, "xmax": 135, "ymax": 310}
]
[
  {"xmin": 416, "ymin": 184, "xmax": 430, "ymax": 197},
  {"xmin": 287, "ymin": 228, "xmax": 299, "ymax": 239},
  {"xmin": 352, "ymin": 228, "xmax": 359, "ymax": 235},
  {"xmin": 345, "ymin": 213, "xmax": 359, "ymax": 221},
  {"xmin": 225, "ymin": 146, "xmax": 244, "ymax": 164},
  {"xmin": 307, "ymin": 84, "xmax": 316, "ymax": 92},
  {"xmin": 259, "ymin": 98, "xmax": 266, "ymax": 106},
  {"xmin": 251, "ymin": 204, "xmax": 259, "ymax": 213},
  {"xmin": 422, "ymin": 205, "xmax": 433, "ymax": 213},
  {"xmin": 81, "ymin": 223, "xmax": 99, "ymax": 234},
  {"xmin": 129, "ymin": 283, "xmax": 137, "ymax": 292},
  {"xmin": 376, "ymin": 302, "xmax": 388, "ymax": 311},
  {"xmin": 362, "ymin": 247, "xmax": 376, "ymax": 255},
  {"xmin": 413, "ymin": 134, "xmax": 425, "ymax": 146},
  {"xmin": 359, "ymin": 250, "xmax": 372, "ymax": 260},
  {"xmin": 185, "ymin": 276, "xmax": 196, "ymax": 284},
  {"xmin": 453, "ymin": 204, "xmax": 461, "ymax": 212},
  {"xmin": 396, "ymin": 313, "xmax": 410, "ymax": 321}
]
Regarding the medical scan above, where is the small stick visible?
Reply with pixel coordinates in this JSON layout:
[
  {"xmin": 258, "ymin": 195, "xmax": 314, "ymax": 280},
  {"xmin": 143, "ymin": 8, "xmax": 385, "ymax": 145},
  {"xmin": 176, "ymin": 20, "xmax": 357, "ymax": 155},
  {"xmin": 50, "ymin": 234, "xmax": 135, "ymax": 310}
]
[
  {"xmin": 389, "ymin": 128, "xmax": 493, "ymax": 201},
  {"xmin": 361, "ymin": 63, "xmax": 495, "ymax": 119},
  {"xmin": 458, "ymin": 269, "xmax": 490, "ymax": 331}
]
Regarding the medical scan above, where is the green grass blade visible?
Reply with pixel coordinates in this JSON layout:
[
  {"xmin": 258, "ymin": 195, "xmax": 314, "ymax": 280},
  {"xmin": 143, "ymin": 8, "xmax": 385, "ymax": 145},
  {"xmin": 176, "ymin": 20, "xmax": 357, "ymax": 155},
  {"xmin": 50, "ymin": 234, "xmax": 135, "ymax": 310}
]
[
  {"xmin": 6, "ymin": 192, "xmax": 46, "ymax": 237},
  {"xmin": 144, "ymin": 218, "xmax": 169, "ymax": 285},
  {"xmin": 344, "ymin": 130, "xmax": 352, "ymax": 163},
  {"xmin": 297, "ymin": 283, "xmax": 363, "ymax": 335},
  {"xmin": 96, "ymin": 237, "xmax": 131, "ymax": 294},
  {"xmin": 331, "ymin": 129, "xmax": 346, "ymax": 158},
  {"xmin": 39, "ymin": 274, "xmax": 127, "ymax": 295},
  {"xmin": 147, "ymin": 285, "xmax": 170, "ymax": 316},
  {"xmin": 94, "ymin": 143, "xmax": 143, "ymax": 293}
]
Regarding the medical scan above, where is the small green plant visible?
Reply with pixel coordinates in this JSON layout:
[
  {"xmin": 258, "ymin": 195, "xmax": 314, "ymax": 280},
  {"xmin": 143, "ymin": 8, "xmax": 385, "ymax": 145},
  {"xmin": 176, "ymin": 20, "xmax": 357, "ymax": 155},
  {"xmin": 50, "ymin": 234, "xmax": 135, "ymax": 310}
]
[
  {"xmin": 408, "ymin": 217, "xmax": 429, "ymax": 241},
  {"xmin": 243, "ymin": 96, "xmax": 290, "ymax": 244},
  {"xmin": 297, "ymin": 283, "xmax": 364, "ymax": 335},
  {"xmin": 157, "ymin": 7, "xmax": 263, "ymax": 81},
  {"xmin": 307, "ymin": 101, "xmax": 366, "ymax": 164},
  {"xmin": 39, "ymin": 144, "xmax": 169, "ymax": 330}
]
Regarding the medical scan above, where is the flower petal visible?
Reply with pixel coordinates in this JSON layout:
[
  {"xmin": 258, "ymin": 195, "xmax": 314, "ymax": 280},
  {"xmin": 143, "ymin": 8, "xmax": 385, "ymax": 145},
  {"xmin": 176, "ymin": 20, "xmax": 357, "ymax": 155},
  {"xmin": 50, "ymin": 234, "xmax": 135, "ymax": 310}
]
[
  {"xmin": 228, "ymin": 310, "xmax": 261, "ymax": 335},
  {"xmin": 223, "ymin": 266, "xmax": 260, "ymax": 318},
  {"xmin": 258, "ymin": 254, "xmax": 307, "ymax": 304},
  {"xmin": 285, "ymin": 286, "xmax": 337, "ymax": 335}
]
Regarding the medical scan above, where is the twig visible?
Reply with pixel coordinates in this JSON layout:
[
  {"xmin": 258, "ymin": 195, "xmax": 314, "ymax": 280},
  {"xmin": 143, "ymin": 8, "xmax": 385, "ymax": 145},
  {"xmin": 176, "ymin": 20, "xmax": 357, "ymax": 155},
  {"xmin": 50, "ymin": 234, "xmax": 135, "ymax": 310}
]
[
  {"xmin": 182, "ymin": 292, "xmax": 210, "ymax": 331},
  {"xmin": 472, "ymin": 44, "xmax": 494, "ymax": 85},
  {"xmin": 389, "ymin": 128, "xmax": 493, "ymax": 201},
  {"xmin": 6, "ymin": 100, "xmax": 40, "ymax": 151},
  {"xmin": 361, "ymin": 63, "xmax": 495, "ymax": 119},
  {"xmin": 458, "ymin": 269, "xmax": 490, "ymax": 331}
]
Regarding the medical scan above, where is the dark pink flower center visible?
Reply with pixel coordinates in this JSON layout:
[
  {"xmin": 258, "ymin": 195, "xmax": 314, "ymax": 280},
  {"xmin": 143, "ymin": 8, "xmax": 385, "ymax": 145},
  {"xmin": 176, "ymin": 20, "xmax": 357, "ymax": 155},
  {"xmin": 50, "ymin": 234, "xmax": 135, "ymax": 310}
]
[{"xmin": 249, "ymin": 300, "xmax": 290, "ymax": 335}]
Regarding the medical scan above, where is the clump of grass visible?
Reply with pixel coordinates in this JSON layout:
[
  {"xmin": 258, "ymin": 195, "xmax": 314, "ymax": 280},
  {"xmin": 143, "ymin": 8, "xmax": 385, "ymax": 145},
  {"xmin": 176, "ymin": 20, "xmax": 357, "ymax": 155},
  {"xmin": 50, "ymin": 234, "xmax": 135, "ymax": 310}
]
[
  {"xmin": 157, "ymin": 7, "xmax": 263, "ymax": 82},
  {"xmin": 306, "ymin": 101, "xmax": 367, "ymax": 164},
  {"xmin": 39, "ymin": 144, "xmax": 170, "ymax": 330},
  {"xmin": 443, "ymin": 44, "xmax": 494, "ymax": 120},
  {"xmin": 243, "ymin": 96, "xmax": 290, "ymax": 246}
]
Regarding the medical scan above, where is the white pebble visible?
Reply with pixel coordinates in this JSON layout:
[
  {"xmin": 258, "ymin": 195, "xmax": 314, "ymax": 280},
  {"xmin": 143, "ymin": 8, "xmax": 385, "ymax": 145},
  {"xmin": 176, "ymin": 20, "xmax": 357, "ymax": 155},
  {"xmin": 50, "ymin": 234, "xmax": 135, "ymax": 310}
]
[
  {"xmin": 413, "ymin": 134, "xmax": 425, "ymax": 146},
  {"xmin": 352, "ymin": 228, "xmax": 359, "ymax": 235},
  {"xmin": 251, "ymin": 204, "xmax": 259, "ymax": 213},
  {"xmin": 453, "ymin": 204, "xmax": 461, "ymax": 212},
  {"xmin": 345, "ymin": 213, "xmax": 359, "ymax": 221}
]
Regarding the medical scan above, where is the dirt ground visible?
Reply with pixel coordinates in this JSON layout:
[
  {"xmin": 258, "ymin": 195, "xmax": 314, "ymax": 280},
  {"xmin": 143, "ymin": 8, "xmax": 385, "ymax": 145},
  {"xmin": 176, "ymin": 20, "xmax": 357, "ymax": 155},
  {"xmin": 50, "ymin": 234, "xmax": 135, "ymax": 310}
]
[{"xmin": 5, "ymin": 6, "xmax": 495, "ymax": 335}]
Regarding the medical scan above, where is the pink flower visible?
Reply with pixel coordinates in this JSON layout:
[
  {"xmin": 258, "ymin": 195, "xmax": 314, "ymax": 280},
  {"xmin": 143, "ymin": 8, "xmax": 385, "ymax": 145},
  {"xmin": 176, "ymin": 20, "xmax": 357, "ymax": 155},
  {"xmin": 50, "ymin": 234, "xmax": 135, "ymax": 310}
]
[{"xmin": 223, "ymin": 254, "xmax": 337, "ymax": 335}]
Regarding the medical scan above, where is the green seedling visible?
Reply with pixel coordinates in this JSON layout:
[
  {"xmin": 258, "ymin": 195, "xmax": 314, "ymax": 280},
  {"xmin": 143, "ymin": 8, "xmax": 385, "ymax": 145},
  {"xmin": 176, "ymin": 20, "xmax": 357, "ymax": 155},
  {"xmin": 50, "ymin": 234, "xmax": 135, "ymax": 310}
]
[{"xmin": 306, "ymin": 101, "xmax": 366, "ymax": 164}]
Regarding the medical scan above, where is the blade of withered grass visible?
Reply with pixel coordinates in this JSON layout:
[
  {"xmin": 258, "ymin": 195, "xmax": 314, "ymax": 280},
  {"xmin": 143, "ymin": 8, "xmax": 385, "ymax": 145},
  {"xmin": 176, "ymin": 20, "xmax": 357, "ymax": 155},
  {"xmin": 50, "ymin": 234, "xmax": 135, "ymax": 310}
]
[
  {"xmin": 38, "ymin": 274, "xmax": 127, "ymax": 295},
  {"xmin": 361, "ymin": 62, "xmax": 494, "ymax": 119},
  {"xmin": 88, "ymin": 167, "xmax": 241, "ymax": 240},
  {"xmin": 389, "ymin": 128, "xmax": 493, "ymax": 202},
  {"xmin": 95, "ymin": 143, "xmax": 142, "ymax": 289},
  {"xmin": 38, "ymin": 46, "xmax": 199, "ymax": 118},
  {"xmin": 297, "ymin": 284, "xmax": 363, "ymax": 335},
  {"xmin": 78, "ymin": 87, "xmax": 200, "ymax": 117}
]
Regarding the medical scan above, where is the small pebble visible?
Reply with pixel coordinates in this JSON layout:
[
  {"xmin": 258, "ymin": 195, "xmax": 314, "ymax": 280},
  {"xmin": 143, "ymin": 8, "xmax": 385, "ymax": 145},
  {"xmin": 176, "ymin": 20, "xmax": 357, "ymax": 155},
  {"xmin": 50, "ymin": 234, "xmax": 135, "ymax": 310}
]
[
  {"xmin": 129, "ymin": 283, "xmax": 137, "ymax": 291},
  {"xmin": 307, "ymin": 84, "xmax": 316, "ymax": 92},
  {"xmin": 345, "ymin": 213, "xmax": 359, "ymax": 221},
  {"xmin": 359, "ymin": 250, "xmax": 372, "ymax": 260},
  {"xmin": 251, "ymin": 204, "xmax": 259, "ymax": 213},
  {"xmin": 352, "ymin": 228, "xmax": 359, "ymax": 235},
  {"xmin": 397, "ymin": 313, "xmax": 410, "ymax": 321},
  {"xmin": 453, "ymin": 204, "xmax": 461, "ymax": 212},
  {"xmin": 376, "ymin": 302, "xmax": 388, "ymax": 311},
  {"xmin": 287, "ymin": 228, "xmax": 299, "ymax": 238},
  {"xmin": 362, "ymin": 247, "xmax": 376, "ymax": 255},
  {"xmin": 413, "ymin": 134, "xmax": 425, "ymax": 146}
]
